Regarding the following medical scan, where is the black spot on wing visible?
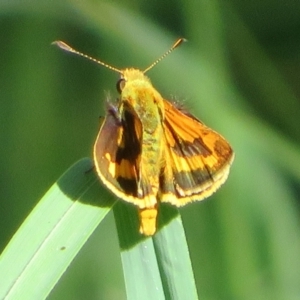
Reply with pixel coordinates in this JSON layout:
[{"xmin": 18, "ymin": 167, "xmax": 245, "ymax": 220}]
[
  {"xmin": 174, "ymin": 168, "xmax": 213, "ymax": 190},
  {"xmin": 164, "ymin": 120, "xmax": 212, "ymax": 157},
  {"xmin": 159, "ymin": 167, "xmax": 214, "ymax": 198},
  {"xmin": 115, "ymin": 110, "xmax": 141, "ymax": 164},
  {"xmin": 116, "ymin": 177, "xmax": 138, "ymax": 197}
]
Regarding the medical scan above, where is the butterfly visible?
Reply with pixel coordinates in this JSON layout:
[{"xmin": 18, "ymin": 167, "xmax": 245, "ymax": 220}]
[{"xmin": 53, "ymin": 39, "xmax": 234, "ymax": 235}]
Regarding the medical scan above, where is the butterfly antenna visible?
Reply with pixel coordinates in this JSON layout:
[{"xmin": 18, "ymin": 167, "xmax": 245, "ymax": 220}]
[
  {"xmin": 52, "ymin": 41, "xmax": 122, "ymax": 74},
  {"xmin": 143, "ymin": 38, "xmax": 186, "ymax": 74}
]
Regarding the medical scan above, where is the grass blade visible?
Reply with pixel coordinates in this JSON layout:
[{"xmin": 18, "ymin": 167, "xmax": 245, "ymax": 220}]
[
  {"xmin": 153, "ymin": 206, "xmax": 199, "ymax": 300},
  {"xmin": 0, "ymin": 158, "xmax": 115, "ymax": 300},
  {"xmin": 114, "ymin": 202, "xmax": 199, "ymax": 300}
]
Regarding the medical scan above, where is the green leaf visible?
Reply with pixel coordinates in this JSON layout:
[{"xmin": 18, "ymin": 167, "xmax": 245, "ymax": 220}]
[
  {"xmin": 0, "ymin": 158, "xmax": 115, "ymax": 300},
  {"xmin": 114, "ymin": 202, "xmax": 199, "ymax": 300}
]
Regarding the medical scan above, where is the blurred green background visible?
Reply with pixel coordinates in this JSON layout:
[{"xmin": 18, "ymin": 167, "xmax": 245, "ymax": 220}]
[{"xmin": 1, "ymin": 0, "xmax": 300, "ymax": 299}]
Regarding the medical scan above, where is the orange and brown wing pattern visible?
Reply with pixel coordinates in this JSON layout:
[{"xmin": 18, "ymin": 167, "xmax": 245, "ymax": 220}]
[
  {"xmin": 93, "ymin": 104, "xmax": 144, "ymax": 206},
  {"xmin": 160, "ymin": 100, "xmax": 234, "ymax": 206}
]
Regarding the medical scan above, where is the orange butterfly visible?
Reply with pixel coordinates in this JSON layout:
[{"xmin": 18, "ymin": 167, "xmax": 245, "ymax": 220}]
[{"xmin": 54, "ymin": 39, "xmax": 234, "ymax": 235}]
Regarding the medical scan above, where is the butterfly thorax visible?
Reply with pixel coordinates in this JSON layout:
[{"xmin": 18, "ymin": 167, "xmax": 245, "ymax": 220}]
[
  {"xmin": 119, "ymin": 68, "xmax": 165, "ymax": 205},
  {"xmin": 120, "ymin": 68, "xmax": 164, "ymax": 130}
]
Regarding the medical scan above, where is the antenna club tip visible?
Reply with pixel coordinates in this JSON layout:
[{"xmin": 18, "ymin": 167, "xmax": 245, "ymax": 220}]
[
  {"xmin": 174, "ymin": 37, "xmax": 187, "ymax": 48},
  {"xmin": 51, "ymin": 40, "xmax": 74, "ymax": 53},
  {"xmin": 51, "ymin": 40, "xmax": 62, "ymax": 47}
]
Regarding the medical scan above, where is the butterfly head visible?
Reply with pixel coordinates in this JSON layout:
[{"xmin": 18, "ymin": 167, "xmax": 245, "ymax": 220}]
[{"xmin": 116, "ymin": 68, "xmax": 152, "ymax": 94}]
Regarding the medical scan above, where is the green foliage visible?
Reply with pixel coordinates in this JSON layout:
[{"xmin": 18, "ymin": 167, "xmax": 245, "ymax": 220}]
[
  {"xmin": 0, "ymin": 159, "xmax": 114, "ymax": 299},
  {"xmin": 1, "ymin": 0, "xmax": 300, "ymax": 299}
]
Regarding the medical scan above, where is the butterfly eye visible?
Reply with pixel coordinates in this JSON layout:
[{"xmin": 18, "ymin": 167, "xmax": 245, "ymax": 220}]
[{"xmin": 116, "ymin": 78, "xmax": 126, "ymax": 94}]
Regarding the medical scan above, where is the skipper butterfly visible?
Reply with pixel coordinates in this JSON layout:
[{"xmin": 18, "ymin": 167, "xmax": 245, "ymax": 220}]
[{"xmin": 53, "ymin": 39, "xmax": 234, "ymax": 236}]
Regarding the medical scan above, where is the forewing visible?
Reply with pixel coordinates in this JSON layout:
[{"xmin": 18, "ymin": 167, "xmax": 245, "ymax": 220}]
[
  {"xmin": 93, "ymin": 104, "xmax": 142, "ymax": 204},
  {"xmin": 160, "ymin": 100, "xmax": 234, "ymax": 206}
]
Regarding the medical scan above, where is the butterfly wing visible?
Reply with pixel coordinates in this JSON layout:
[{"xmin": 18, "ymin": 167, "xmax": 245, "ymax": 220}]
[
  {"xmin": 160, "ymin": 100, "xmax": 234, "ymax": 206},
  {"xmin": 93, "ymin": 104, "xmax": 144, "ymax": 206}
]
